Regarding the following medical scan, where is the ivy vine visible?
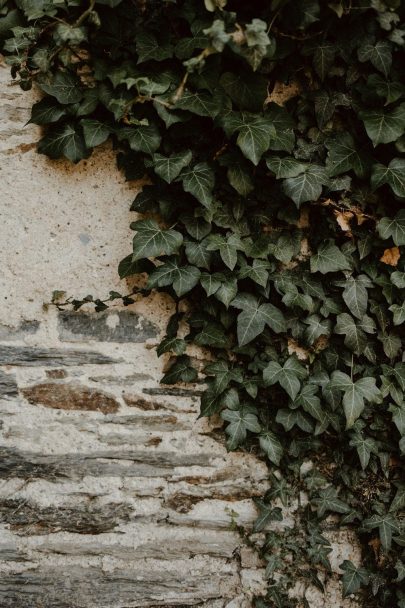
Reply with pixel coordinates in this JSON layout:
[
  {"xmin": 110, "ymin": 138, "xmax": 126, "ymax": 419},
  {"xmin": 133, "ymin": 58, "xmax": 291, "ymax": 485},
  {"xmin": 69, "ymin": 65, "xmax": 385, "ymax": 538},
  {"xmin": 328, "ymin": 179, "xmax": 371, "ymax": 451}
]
[{"xmin": 1, "ymin": 0, "xmax": 405, "ymax": 605}]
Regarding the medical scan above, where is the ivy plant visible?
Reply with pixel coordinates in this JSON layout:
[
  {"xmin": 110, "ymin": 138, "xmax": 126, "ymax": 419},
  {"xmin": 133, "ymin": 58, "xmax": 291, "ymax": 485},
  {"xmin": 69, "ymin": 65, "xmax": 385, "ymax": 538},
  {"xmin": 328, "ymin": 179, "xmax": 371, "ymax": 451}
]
[{"xmin": 1, "ymin": 0, "xmax": 404, "ymax": 605}]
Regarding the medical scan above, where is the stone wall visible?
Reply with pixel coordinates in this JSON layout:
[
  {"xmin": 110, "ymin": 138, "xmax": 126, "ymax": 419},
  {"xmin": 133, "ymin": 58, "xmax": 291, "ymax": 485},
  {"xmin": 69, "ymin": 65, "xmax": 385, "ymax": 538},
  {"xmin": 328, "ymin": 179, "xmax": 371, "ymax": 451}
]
[{"xmin": 0, "ymin": 59, "xmax": 358, "ymax": 607}]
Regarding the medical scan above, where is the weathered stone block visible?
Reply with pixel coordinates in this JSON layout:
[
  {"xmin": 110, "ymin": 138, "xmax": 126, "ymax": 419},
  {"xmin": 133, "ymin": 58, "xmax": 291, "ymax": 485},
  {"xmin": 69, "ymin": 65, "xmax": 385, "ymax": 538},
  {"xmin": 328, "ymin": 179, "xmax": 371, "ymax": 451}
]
[
  {"xmin": 21, "ymin": 383, "xmax": 120, "ymax": 414},
  {"xmin": 0, "ymin": 320, "xmax": 39, "ymax": 341},
  {"xmin": 0, "ymin": 345, "xmax": 119, "ymax": 366},
  {"xmin": 58, "ymin": 310, "xmax": 158, "ymax": 343},
  {"xmin": 0, "ymin": 371, "xmax": 18, "ymax": 398}
]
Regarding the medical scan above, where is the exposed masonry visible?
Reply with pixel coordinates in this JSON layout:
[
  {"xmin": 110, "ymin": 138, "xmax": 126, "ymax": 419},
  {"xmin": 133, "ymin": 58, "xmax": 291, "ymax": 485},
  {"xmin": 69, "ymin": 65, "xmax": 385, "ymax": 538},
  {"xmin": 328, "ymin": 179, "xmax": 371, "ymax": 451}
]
[{"xmin": 0, "ymin": 60, "xmax": 359, "ymax": 607}]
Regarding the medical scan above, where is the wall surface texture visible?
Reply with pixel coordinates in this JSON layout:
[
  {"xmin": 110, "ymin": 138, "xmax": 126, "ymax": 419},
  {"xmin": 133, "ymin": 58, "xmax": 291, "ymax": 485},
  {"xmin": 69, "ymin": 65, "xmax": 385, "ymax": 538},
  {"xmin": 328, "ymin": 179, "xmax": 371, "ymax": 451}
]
[{"xmin": 0, "ymin": 59, "xmax": 358, "ymax": 608}]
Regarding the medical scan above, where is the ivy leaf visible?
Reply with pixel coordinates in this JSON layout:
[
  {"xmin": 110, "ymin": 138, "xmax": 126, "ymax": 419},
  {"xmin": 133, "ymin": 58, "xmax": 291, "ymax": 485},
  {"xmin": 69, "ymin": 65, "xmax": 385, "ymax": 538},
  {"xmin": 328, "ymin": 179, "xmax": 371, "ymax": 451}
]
[
  {"xmin": 132, "ymin": 219, "xmax": 183, "ymax": 261},
  {"xmin": 313, "ymin": 44, "xmax": 335, "ymax": 80},
  {"xmin": 253, "ymin": 499, "xmax": 283, "ymax": 531},
  {"xmin": 390, "ymin": 270, "xmax": 405, "ymax": 289},
  {"xmin": 148, "ymin": 258, "xmax": 201, "ymax": 297},
  {"xmin": 314, "ymin": 487, "xmax": 350, "ymax": 517},
  {"xmin": 349, "ymin": 433, "xmax": 379, "ymax": 469},
  {"xmin": 161, "ymin": 355, "xmax": 197, "ymax": 384},
  {"xmin": 325, "ymin": 133, "xmax": 369, "ymax": 178},
  {"xmin": 136, "ymin": 30, "xmax": 173, "ymax": 63},
  {"xmin": 266, "ymin": 156, "xmax": 308, "ymax": 179},
  {"xmin": 390, "ymin": 302, "xmax": 405, "ymax": 326},
  {"xmin": 360, "ymin": 103, "xmax": 405, "ymax": 146},
  {"xmin": 222, "ymin": 112, "xmax": 275, "ymax": 165},
  {"xmin": 38, "ymin": 71, "xmax": 83, "ymax": 104},
  {"xmin": 80, "ymin": 119, "xmax": 110, "ymax": 148},
  {"xmin": 266, "ymin": 104, "xmax": 295, "ymax": 153},
  {"xmin": 215, "ymin": 277, "xmax": 238, "ymax": 308},
  {"xmin": 199, "ymin": 386, "xmax": 222, "ymax": 417},
  {"xmin": 283, "ymin": 166, "xmax": 328, "ymax": 207},
  {"xmin": 358, "ymin": 39, "xmax": 392, "ymax": 77},
  {"xmin": 342, "ymin": 276, "xmax": 368, "ymax": 319},
  {"xmin": 153, "ymin": 150, "xmax": 192, "ymax": 184},
  {"xmin": 340, "ymin": 560, "xmax": 369, "ymax": 597},
  {"xmin": 37, "ymin": 122, "xmax": 88, "ymax": 163},
  {"xmin": 117, "ymin": 124, "xmax": 161, "ymax": 154},
  {"xmin": 156, "ymin": 336, "xmax": 187, "ymax": 357},
  {"xmin": 331, "ymin": 371, "xmax": 381, "ymax": 428},
  {"xmin": 222, "ymin": 408, "xmax": 261, "ymax": 450},
  {"xmin": 310, "ymin": 242, "xmax": 350, "ymax": 274},
  {"xmin": 219, "ymin": 71, "xmax": 268, "ymax": 111},
  {"xmin": 303, "ymin": 314, "xmax": 331, "ymax": 344},
  {"xmin": 232, "ymin": 293, "xmax": 286, "ymax": 346},
  {"xmin": 259, "ymin": 432, "xmax": 284, "ymax": 466},
  {"xmin": 118, "ymin": 254, "xmax": 154, "ymax": 279},
  {"xmin": 263, "ymin": 356, "xmax": 307, "ymax": 400},
  {"xmin": 371, "ymin": 158, "xmax": 405, "ymax": 197},
  {"xmin": 206, "ymin": 234, "xmax": 244, "ymax": 270},
  {"xmin": 185, "ymin": 239, "xmax": 212, "ymax": 269},
  {"xmin": 367, "ymin": 74, "xmax": 404, "ymax": 105},
  {"xmin": 29, "ymin": 97, "xmax": 66, "ymax": 125},
  {"xmin": 378, "ymin": 210, "xmax": 405, "ymax": 245},
  {"xmin": 174, "ymin": 90, "xmax": 222, "ymax": 118},
  {"xmin": 200, "ymin": 272, "xmax": 222, "ymax": 297},
  {"xmin": 179, "ymin": 162, "xmax": 215, "ymax": 206},
  {"xmin": 363, "ymin": 513, "xmax": 400, "ymax": 550},
  {"xmin": 238, "ymin": 259, "xmax": 271, "ymax": 288}
]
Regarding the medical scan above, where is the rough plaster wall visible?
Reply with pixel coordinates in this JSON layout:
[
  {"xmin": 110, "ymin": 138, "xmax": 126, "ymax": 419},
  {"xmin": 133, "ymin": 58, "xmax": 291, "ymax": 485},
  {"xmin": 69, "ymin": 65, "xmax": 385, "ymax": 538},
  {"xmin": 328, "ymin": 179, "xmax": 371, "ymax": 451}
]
[{"xmin": 0, "ymin": 60, "xmax": 359, "ymax": 608}]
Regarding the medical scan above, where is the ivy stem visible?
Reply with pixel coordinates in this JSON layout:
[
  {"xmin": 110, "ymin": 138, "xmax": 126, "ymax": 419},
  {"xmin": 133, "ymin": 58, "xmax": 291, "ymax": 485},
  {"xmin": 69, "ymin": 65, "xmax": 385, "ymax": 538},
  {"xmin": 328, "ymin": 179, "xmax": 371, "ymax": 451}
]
[{"xmin": 75, "ymin": 0, "xmax": 96, "ymax": 27}]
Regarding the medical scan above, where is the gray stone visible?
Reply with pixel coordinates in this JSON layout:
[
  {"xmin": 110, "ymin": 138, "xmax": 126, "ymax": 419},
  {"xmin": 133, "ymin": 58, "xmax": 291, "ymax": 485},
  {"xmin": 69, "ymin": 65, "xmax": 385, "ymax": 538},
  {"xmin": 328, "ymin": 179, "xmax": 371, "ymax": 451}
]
[
  {"xmin": 0, "ymin": 499, "xmax": 131, "ymax": 535},
  {"xmin": 0, "ymin": 447, "xmax": 218, "ymax": 480},
  {"xmin": 58, "ymin": 310, "xmax": 158, "ymax": 343},
  {"xmin": 0, "ymin": 564, "xmax": 238, "ymax": 608},
  {"xmin": 143, "ymin": 387, "xmax": 203, "ymax": 398},
  {"xmin": 0, "ymin": 371, "xmax": 18, "ymax": 398},
  {"xmin": 0, "ymin": 320, "xmax": 39, "ymax": 341},
  {"xmin": 0, "ymin": 346, "xmax": 120, "ymax": 366}
]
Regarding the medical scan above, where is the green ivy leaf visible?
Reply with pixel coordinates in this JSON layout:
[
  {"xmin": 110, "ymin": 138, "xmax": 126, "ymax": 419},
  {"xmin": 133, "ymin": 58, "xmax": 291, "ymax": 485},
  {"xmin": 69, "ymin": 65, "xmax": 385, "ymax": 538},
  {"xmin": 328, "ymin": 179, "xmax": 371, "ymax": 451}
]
[
  {"xmin": 358, "ymin": 39, "xmax": 392, "ymax": 77},
  {"xmin": 38, "ymin": 71, "xmax": 83, "ymax": 104},
  {"xmin": 283, "ymin": 166, "xmax": 328, "ymax": 207},
  {"xmin": 378, "ymin": 210, "xmax": 405, "ymax": 245},
  {"xmin": 325, "ymin": 133, "xmax": 369, "ymax": 178},
  {"xmin": 371, "ymin": 158, "xmax": 405, "ymax": 197},
  {"xmin": 310, "ymin": 242, "xmax": 350, "ymax": 274},
  {"xmin": 179, "ymin": 162, "xmax": 215, "ymax": 206},
  {"xmin": 263, "ymin": 356, "xmax": 307, "ymax": 400},
  {"xmin": 136, "ymin": 30, "xmax": 173, "ymax": 63},
  {"xmin": 232, "ymin": 293, "xmax": 286, "ymax": 346},
  {"xmin": 259, "ymin": 432, "xmax": 284, "ymax": 466},
  {"xmin": 342, "ymin": 275, "xmax": 369, "ymax": 319},
  {"xmin": 29, "ymin": 97, "xmax": 66, "ymax": 124},
  {"xmin": 37, "ymin": 122, "xmax": 88, "ymax": 163},
  {"xmin": 156, "ymin": 336, "xmax": 187, "ymax": 357},
  {"xmin": 340, "ymin": 560, "xmax": 369, "ymax": 597},
  {"xmin": 253, "ymin": 499, "xmax": 283, "ymax": 531},
  {"xmin": 360, "ymin": 103, "xmax": 405, "ymax": 146},
  {"xmin": 221, "ymin": 112, "xmax": 275, "ymax": 165},
  {"xmin": 117, "ymin": 124, "xmax": 161, "ymax": 154},
  {"xmin": 80, "ymin": 119, "xmax": 110, "ymax": 148},
  {"xmin": 161, "ymin": 355, "xmax": 197, "ymax": 384},
  {"xmin": 153, "ymin": 150, "xmax": 192, "ymax": 183},
  {"xmin": 266, "ymin": 156, "xmax": 308, "ymax": 179},
  {"xmin": 132, "ymin": 219, "xmax": 183, "ymax": 261},
  {"xmin": 363, "ymin": 513, "xmax": 400, "ymax": 550},
  {"xmin": 222, "ymin": 408, "xmax": 261, "ymax": 450},
  {"xmin": 331, "ymin": 371, "xmax": 381, "ymax": 428}
]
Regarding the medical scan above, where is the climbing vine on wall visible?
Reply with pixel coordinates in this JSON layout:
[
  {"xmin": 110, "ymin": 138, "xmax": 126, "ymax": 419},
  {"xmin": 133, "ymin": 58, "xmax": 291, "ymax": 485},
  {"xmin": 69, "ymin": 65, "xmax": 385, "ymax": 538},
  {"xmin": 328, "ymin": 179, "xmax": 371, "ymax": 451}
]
[{"xmin": 1, "ymin": 0, "xmax": 405, "ymax": 605}]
